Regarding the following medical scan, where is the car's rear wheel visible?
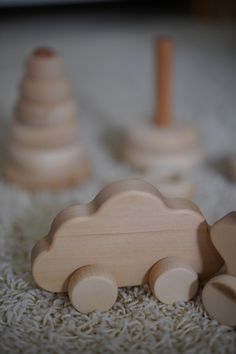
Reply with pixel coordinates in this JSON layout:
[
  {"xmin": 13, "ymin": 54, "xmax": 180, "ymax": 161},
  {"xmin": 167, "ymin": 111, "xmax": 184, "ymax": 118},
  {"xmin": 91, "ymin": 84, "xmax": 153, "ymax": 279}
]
[
  {"xmin": 68, "ymin": 264, "xmax": 118, "ymax": 313},
  {"xmin": 149, "ymin": 257, "xmax": 199, "ymax": 304},
  {"xmin": 202, "ymin": 274, "xmax": 236, "ymax": 326}
]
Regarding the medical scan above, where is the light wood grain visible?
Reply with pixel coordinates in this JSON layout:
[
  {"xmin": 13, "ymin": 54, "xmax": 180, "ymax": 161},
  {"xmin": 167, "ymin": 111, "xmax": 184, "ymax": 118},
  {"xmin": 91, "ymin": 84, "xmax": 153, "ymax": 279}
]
[
  {"xmin": 5, "ymin": 47, "xmax": 90, "ymax": 190},
  {"xmin": 202, "ymin": 274, "xmax": 236, "ymax": 326},
  {"xmin": 202, "ymin": 212, "xmax": 236, "ymax": 326},
  {"xmin": 7, "ymin": 141, "xmax": 85, "ymax": 170},
  {"xmin": 123, "ymin": 122, "xmax": 202, "ymax": 174},
  {"xmin": 124, "ymin": 142, "xmax": 202, "ymax": 173},
  {"xmin": 10, "ymin": 117, "xmax": 79, "ymax": 148},
  {"xmin": 210, "ymin": 212, "xmax": 236, "ymax": 276},
  {"xmin": 15, "ymin": 98, "xmax": 77, "ymax": 126},
  {"xmin": 26, "ymin": 47, "xmax": 64, "ymax": 79},
  {"xmin": 149, "ymin": 257, "xmax": 199, "ymax": 304},
  {"xmin": 5, "ymin": 157, "xmax": 89, "ymax": 190},
  {"xmin": 154, "ymin": 38, "xmax": 172, "ymax": 126},
  {"xmin": 68, "ymin": 265, "xmax": 118, "ymax": 313},
  {"xmin": 21, "ymin": 77, "xmax": 71, "ymax": 103},
  {"xmin": 31, "ymin": 179, "xmax": 222, "ymax": 298},
  {"xmin": 126, "ymin": 124, "xmax": 199, "ymax": 153}
]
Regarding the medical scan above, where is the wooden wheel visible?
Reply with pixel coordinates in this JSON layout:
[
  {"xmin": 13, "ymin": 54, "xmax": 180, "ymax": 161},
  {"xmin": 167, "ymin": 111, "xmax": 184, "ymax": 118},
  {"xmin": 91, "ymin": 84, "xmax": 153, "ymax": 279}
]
[
  {"xmin": 68, "ymin": 265, "xmax": 118, "ymax": 313},
  {"xmin": 202, "ymin": 274, "xmax": 236, "ymax": 326},
  {"xmin": 149, "ymin": 257, "xmax": 199, "ymax": 304}
]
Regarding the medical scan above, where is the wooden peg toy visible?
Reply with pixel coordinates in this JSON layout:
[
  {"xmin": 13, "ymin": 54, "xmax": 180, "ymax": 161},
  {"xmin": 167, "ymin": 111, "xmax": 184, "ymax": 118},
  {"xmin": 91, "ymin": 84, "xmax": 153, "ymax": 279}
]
[
  {"xmin": 202, "ymin": 212, "xmax": 236, "ymax": 326},
  {"xmin": 31, "ymin": 179, "xmax": 222, "ymax": 313},
  {"xmin": 123, "ymin": 38, "xmax": 202, "ymax": 197},
  {"xmin": 4, "ymin": 47, "xmax": 90, "ymax": 190}
]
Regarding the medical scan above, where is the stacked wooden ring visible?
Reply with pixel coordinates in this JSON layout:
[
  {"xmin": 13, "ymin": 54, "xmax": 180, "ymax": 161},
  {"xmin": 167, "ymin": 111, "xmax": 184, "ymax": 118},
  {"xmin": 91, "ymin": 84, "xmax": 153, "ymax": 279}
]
[
  {"xmin": 124, "ymin": 38, "xmax": 202, "ymax": 199},
  {"xmin": 5, "ymin": 48, "xmax": 89, "ymax": 190}
]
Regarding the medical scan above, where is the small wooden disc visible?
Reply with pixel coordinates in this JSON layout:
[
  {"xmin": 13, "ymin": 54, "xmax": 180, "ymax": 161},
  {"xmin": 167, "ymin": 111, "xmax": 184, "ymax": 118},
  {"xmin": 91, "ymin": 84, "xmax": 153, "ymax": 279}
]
[
  {"xmin": 7, "ymin": 140, "xmax": 85, "ymax": 170},
  {"xmin": 20, "ymin": 77, "xmax": 71, "ymax": 103},
  {"xmin": 68, "ymin": 265, "xmax": 118, "ymax": 313},
  {"xmin": 4, "ymin": 157, "xmax": 90, "ymax": 190},
  {"xmin": 26, "ymin": 47, "xmax": 64, "ymax": 79},
  {"xmin": 202, "ymin": 274, "xmax": 236, "ymax": 326},
  {"xmin": 149, "ymin": 257, "xmax": 199, "ymax": 304},
  {"xmin": 10, "ymin": 117, "xmax": 79, "ymax": 148},
  {"xmin": 15, "ymin": 98, "xmax": 77, "ymax": 126},
  {"xmin": 126, "ymin": 123, "xmax": 199, "ymax": 153},
  {"xmin": 125, "ymin": 144, "xmax": 202, "ymax": 173}
]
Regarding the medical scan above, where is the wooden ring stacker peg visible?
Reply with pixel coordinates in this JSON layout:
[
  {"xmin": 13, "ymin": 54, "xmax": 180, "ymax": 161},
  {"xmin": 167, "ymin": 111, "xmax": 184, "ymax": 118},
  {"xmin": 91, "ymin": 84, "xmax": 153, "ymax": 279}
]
[
  {"xmin": 26, "ymin": 47, "xmax": 64, "ymax": 79},
  {"xmin": 15, "ymin": 98, "xmax": 77, "ymax": 126},
  {"xmin": 123, "ymin": 38, "xmax": 202, "ymax": 174}
]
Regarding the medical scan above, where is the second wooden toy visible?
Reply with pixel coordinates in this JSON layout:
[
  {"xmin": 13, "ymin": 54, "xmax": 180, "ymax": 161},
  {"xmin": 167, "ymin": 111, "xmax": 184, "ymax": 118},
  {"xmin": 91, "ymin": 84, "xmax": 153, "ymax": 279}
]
[
  {"xmin": 123, "ymin": 38, "xmax": 202, "ymax": 198},
  {"xmin": 4, "ymin": 47, "xmax": 89, "ymax": 190},
  {"xmin": 202, "ymin": 212, "xmax": 236, "ymax": 326}
]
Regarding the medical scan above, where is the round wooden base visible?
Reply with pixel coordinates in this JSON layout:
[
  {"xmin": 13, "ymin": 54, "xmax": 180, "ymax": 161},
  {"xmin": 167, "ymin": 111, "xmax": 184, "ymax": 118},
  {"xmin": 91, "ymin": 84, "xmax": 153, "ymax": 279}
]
[
  {"xmin": 4, "ymin": 158, "xmax": 90, "ymax": 191},
  {"xmin": 124, "ymin": 123, "xmax": 202, "ymax": 174}
]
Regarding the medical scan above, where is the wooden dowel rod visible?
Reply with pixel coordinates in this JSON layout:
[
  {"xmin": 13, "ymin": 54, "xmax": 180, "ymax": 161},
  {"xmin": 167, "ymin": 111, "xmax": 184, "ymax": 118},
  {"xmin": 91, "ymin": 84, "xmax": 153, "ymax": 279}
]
[{"xmin": 154, "ymin": 38, "xmax": 172, "ymax": 127}]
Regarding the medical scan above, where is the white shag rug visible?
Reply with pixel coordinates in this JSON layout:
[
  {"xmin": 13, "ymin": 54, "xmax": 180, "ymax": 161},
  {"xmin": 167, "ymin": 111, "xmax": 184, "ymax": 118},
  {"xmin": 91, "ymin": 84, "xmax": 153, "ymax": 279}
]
[{"xmin": 0, "ymin": 12, "xmax": 236, "ymax": 354}]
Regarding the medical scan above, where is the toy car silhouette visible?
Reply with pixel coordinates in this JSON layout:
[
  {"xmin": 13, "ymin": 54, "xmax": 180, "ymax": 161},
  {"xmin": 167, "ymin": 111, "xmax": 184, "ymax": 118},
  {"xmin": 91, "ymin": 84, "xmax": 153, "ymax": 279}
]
[{"xmin": 32, "ymin": 179, "xmax": 222, "ymax": 313}]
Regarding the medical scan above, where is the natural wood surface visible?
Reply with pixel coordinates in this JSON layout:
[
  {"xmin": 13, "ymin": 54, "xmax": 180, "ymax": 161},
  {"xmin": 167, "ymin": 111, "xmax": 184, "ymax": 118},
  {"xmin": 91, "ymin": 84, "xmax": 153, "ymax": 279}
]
[
  {"xmin": 5, "ymin": 46, "xmax": 90, "ymax": 190},
  {"xmin": 149, "ymin": 257, "xmax": 199, "ymax": 304},
  {"xmin": 5, "ymin": 157, "xmax": 89, "ymax": 190},
  {"xmin": 210, "ymin": 212, "xmax": 236, "ymax": 276},
  {"xmin": 202, "ymin": 274, "xmax": 236, "ymax": 326},
  {"xmin": 15, "ymin": 98, "xmax": 77, "ymax": 126},
  {"xmin": 10, "ymin": 118, "xmax": 79, "ymax": 148},
  {"xmin": 154, "ymin": 38, "xmax": 172, "ymax": 127},
  {"xmin": 126, "ymin": 124, "xmax": 199, "ymax": 153},
  {"xmin": 123, "ymin": 123, "xmax": 202, "ymax": 173},
  {"xmin": 32, "ymin": 179, "xmax": 222, "ymax": 296},
  {"xmin": 124, "ymin": 142, "xmax": 202, "ymax": 174},
  {"xmin": 68, "ymin": 265, "xmax": 118, "ymax": 313},
  {"xmin": 26, "ymin": 47, "xmax": 64, "ymax": 79},
  {"xmin": 20, "ymin": 77, "xmax": 71, "ymax": 103},
  {"xmin": 7, "ymin": 141, "xmax": 84, "ymax": 170},
  {"xmin": 202, "ymin": 212, "xmax": 236, "ymax": 326}
]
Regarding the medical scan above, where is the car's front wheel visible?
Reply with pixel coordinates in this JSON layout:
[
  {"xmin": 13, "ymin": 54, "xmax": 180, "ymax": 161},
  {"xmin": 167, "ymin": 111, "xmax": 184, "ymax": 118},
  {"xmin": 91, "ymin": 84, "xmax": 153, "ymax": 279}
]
[{"xmin": 149, "ymin": 257, "xmax": 199, "ymax": 304}]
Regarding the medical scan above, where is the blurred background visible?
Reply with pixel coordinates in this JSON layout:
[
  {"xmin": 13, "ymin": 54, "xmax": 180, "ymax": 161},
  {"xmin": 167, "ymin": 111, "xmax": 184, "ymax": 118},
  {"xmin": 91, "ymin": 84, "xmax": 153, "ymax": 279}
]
[{"xmin": 0, "ymin": 0, "xmax": 236, "ymax": 196}]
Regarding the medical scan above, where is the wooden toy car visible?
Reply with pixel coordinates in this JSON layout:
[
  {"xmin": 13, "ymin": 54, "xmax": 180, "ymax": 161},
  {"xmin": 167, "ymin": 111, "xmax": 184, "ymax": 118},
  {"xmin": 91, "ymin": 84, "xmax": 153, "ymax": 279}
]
[{"xmin": 31, "ymin": 179, "xmax": 222, "ymax": 313}]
